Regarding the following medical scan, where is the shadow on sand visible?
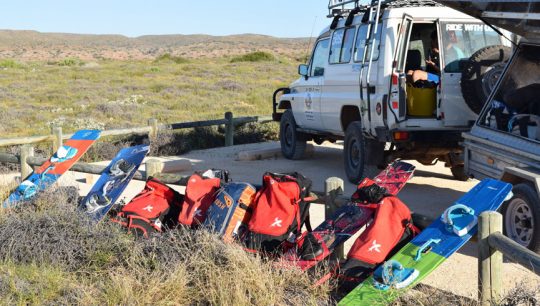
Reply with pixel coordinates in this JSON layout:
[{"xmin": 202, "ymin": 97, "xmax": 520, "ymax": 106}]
[{"xmin": 412, "ymin": 168, "xmax": 454, "ymax": 180}]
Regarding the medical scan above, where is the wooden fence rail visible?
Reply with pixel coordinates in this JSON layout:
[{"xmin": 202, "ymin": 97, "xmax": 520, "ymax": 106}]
[
  {"xmin": 0, "ymin": 112, "xmax": 273, "ymax": 149},
  {"xmin": 478, "ymin": 211, "xmax": 540, "ymax": 306}
]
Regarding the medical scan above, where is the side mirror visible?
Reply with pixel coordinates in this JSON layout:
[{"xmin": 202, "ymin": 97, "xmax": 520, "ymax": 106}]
[{"xmin": 298, "ymin": 64, "xmax": 309, "ymax": 78}]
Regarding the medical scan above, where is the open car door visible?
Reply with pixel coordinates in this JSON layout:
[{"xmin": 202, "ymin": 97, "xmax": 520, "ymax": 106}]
[{"xmin": 389, "ymin": 14, "xmax": 413, "ymax": 123}]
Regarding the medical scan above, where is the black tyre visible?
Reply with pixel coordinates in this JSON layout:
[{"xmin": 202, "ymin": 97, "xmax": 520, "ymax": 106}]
[
  {"xmin": 450, "ymin": 165, "xmax": 469, "ymax": 181},
  {"xmin": 280, "ymin": 109, "xmax": 307, "ymax": 160},
  {"xmin": 461, "ymin": 45, "xmax": 512, "ymax": 114},
  {"xmin": 502, "ymin": 183, "xmax": 540, "ymax": 253},
  {"xmin": 343, "ymin": 122, "xmax": 383, "ymax": 184}
]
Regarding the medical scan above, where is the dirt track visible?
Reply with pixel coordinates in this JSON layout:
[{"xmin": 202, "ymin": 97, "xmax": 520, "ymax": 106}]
[{"xmin": 1, "ymin": 141, "xmax": 538, "ymax": 299}]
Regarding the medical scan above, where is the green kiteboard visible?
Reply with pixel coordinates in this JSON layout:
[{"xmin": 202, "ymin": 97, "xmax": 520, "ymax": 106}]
[{"xmin": 339, "ymin": 178, "xmax": 513, "ymax": 305}]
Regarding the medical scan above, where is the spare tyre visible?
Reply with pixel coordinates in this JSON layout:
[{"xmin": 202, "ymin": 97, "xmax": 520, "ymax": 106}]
[{"xmin": 461, "ymin": 45, "xmax": 512, "ymax": 114}]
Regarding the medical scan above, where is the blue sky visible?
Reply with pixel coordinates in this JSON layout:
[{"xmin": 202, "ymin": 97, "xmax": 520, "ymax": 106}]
[{"xmin": 0, "ymin": 1, "xmax": 330, "ymax": 38}]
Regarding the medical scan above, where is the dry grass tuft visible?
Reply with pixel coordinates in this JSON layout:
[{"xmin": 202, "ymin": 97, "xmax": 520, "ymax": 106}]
[
  {"xmin": 0, "ymin": 189, "xmax": 331, "ymax": 305},
  {"xmin": 392, "ymin": 284, "xmax": 477, "ymax": 306},
  {"xmin": 392, "ymin": 282, "xmax": 540, "ymax": 306},
  {"xmin": 499, "ymin": 282, "xmax": 539, "ymax": 306}
]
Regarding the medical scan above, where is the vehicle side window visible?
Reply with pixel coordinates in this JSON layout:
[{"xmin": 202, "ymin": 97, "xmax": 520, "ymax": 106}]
[
  {"xmin": 396, "ymin": 20, "xmax": 413, "ymax": 72},
  {"xmin": 440, "ymin": 22, "xmax": 501, "ymax": 73},
  {"xmin": 341, "ymin": 28, "xmax": 355, "ymax": 62},
  {"xmin": 310, "ymin": 39, "xmax": 330, "ymax": 77},
  {"xmin": 479, "ymin": 45, "xmax": 540, "ymax": 143},
  {"xmin": 330, "ymin": 27, "xmax": 356, "ymax": 64},
  {"xmin": 354, "ymin": 24, "xmax": 381, "ymax": 62}
]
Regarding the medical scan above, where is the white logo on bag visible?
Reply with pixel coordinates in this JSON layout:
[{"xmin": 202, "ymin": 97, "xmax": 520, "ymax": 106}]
[
  {"xmin": 143, "ymin": 205, "xmax": 153, "ymax": 212},
  {"xmin": 194, "ymin": 209, "xmax": 202, "ymax": 217},
  {"xmin": 368, "ymin": 240, "xmax": 381, "ymax": 253},
  {"xmin": 270, "ymin": 217, "xmax": 282, "ymax": 227}
]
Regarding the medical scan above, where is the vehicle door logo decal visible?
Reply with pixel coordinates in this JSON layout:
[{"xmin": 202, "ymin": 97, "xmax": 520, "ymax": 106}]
[{"xmin": 305, "ymin": 93, "xmax": 313, "ymax": 110}]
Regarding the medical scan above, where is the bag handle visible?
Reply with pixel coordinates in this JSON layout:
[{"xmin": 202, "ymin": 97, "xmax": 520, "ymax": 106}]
[{"xmin": 414, "ymin": 238, "xmax": 441, "ymax": 261}]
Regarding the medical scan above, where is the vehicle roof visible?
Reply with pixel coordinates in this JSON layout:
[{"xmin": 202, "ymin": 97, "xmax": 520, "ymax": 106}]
[{"xmin": 318, "ymin": 6, "xmax": 483, "ymax": 36}]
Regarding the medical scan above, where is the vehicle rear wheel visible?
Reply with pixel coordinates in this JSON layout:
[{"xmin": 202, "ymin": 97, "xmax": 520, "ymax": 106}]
[
  {"xmin": 502, "ymin": 183, "xmax": 540, "ymax": 253},
  {"xmin": 461, "ymin": 45, "xmax": 512, "ymax": 114},
  {"xmin": 343, "ymin": 122, "xmax": 383, "ymax": 184},
  {"xmin": 280, "ymin": 109, "xmax": 307, "ymax": 160}
]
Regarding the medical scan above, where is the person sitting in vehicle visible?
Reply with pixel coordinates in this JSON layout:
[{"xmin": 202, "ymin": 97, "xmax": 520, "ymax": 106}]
[
  {"xmin": 442, "ymin": 29, "xmax": 465, "ymax": 72},
  {"xmin": 407, "ymin": 31, "xmax": 440, "ymax": 85}
]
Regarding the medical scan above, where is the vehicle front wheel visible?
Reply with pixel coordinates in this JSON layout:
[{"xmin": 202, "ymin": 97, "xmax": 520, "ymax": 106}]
[
  {"xmin": 343, "ymin": 122, "xmax": 383, "ymax": 184},
  {"xmin": 502, "ymin": 183, "xmax": 540, "ymax": 253},
  {"xmin": 280, "ymin": 109, "xmax": 307, "ymax": 160}
]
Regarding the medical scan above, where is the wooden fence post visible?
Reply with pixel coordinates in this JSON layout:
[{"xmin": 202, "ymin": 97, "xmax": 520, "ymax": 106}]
[
  {"xmin": 478, "ymin": 211, "xmax": 503, "ymax": 306},
  {"xmin": 225, "ymin": 112, "xmax": 234, "ymax": 147},
  {"xmin": 20, "ymin": 145, "xmax": 34, "ymax": 179},
  {"xmin": 325, "ymin": 177, "xmax": 345, "ymax": 259},
  {"xmin": 51, "ymin": 125, "xmax": 63, "ymax": 152},
  {"xmin": 145, "ymin": 159, "xmax": 163, "ymax": 180},
  {"xmin": 148, "ymin": 118, "xmax": 158, "ymax": 141}
]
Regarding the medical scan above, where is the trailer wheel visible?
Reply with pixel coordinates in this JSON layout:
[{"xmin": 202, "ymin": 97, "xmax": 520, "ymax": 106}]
[
  {"xmin": 502, "ymin": 183, "xmax": 540, "ymax": 253},
  {"xmin": 450, "ymin": 165, "xmax": 469, "ymax": 181},
  {"xmin": 461, "ymin": 45, "xmax": 511, "ymax": 114},
  {"xmin": 343, "ymin": 122, "xmax": 382, "ymax": 183},
  {"xmin": 280, "ymin": 109, "xmax": 307, "ymax": 160}
]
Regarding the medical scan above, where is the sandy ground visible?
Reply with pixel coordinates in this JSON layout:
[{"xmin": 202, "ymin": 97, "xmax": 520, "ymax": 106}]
[{"xmin": 1, "ymin": 141, "xmax": 538, "ymax": 300}]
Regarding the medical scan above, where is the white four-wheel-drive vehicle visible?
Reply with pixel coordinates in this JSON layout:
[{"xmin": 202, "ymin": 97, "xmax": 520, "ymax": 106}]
[
  {"xmin": 273, "ymin": 0, "xmax": 511, "ymax": 183},
  {"xmin": 439, "ymin": 0, "xmax": 540, "ymax": 252}
]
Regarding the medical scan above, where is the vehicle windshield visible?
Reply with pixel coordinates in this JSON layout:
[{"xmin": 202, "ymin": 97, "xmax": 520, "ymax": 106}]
[
  {"xmin": 479, "ymin": 44, "xmax": 540, "ymax": 143},
  {"xmin": 440, "ymin": 22, "xmax": 502, "ymax": 73}
]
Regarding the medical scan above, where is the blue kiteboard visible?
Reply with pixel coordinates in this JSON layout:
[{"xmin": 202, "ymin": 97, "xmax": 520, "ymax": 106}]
[
  {"xmin": 81, "ymin": 144, "xmax": 149, "ymax": 222},
  {"xmin": 339, "ymin": 178, "xmax": 513, "ymax": 305}
]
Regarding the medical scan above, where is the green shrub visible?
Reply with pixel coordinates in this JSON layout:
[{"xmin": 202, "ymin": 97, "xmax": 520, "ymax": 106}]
[
  {"xmin": 296, "ymin": 54, "xmax": 310, "ymax": 63},
  {"xmin": 0, "ymin": 59, "xmax": 23, "ymax": 68},
  {"xmin": 57, "ymin": 58, "xmax": 84, "ymax": 66},
  {"xmin": 154, "ymin": 53, "xmax": 189, "ymax": 64},
  {"xmin": 230, "ymin": 51, "xmax": 275, "ymax": 63}
]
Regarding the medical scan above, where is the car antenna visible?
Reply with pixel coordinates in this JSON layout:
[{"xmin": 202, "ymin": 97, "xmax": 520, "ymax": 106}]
[
  {"xmin": 304, "ymin": 16, "xmax": 319, "ymax": 62},
  {"xmin": 478, "ymin": 16, "xmax": 519, "ymax": 49}
]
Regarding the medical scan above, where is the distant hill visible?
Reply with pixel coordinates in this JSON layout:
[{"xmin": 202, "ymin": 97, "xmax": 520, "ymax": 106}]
[{"xmin": 0, "ymin": 30, "xmax": 311, "ymax": 61}]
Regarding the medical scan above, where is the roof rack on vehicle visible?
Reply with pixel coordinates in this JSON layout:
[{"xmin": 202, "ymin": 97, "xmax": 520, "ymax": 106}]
[{"xmin": 328, "ymin": 0, "xmax": 443, "ymax": 17}]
